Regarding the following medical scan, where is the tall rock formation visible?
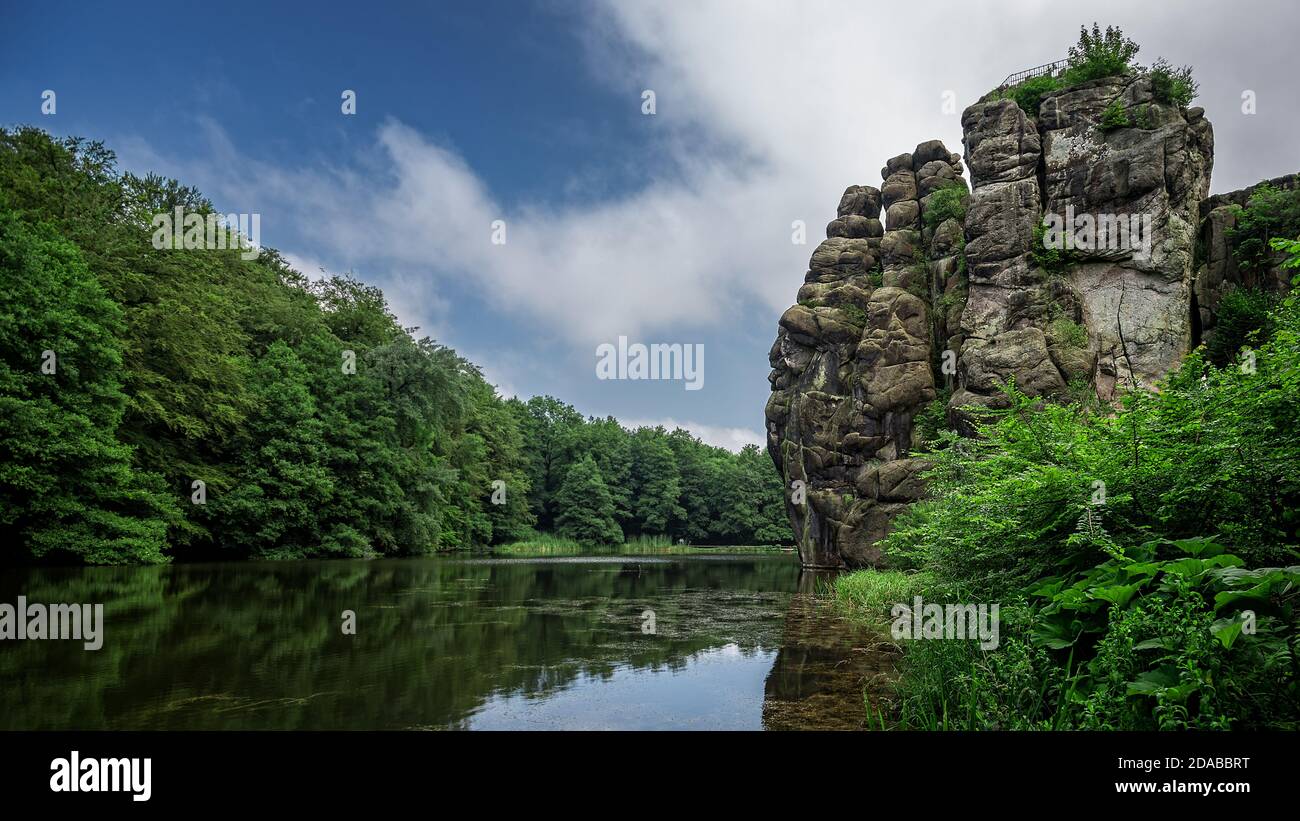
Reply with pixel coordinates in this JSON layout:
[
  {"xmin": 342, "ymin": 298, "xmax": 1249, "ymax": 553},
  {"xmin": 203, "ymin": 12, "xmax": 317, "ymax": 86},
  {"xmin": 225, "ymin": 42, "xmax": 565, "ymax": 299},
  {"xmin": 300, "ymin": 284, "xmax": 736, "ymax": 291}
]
[
  {"xmin": 766, "ymin": 141, "xmax": 967, "ymax": 568},
  {"xmin": 767, "ymin": 68, "xmax": 1237, "ymax": 569},
  {"xmin": 959, "ymin": 73, "xmax": 1212, "ymax": 411}
]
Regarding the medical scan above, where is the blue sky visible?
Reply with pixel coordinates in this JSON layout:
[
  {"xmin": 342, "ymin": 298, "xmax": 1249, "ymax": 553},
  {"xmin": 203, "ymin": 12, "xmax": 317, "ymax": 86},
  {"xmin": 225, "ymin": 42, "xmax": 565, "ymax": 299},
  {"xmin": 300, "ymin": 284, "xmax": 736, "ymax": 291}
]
[{"xmin": 3, "ymin": 0, "xmax": 1297, "ymax": 448}]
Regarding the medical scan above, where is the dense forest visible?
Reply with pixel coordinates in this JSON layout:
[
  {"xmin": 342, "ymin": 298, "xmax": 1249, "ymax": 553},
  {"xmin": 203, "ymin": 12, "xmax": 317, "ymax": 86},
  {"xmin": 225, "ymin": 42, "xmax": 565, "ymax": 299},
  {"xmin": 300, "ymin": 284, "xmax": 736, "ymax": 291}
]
[{"xmin": 0, "ymin": 127, "xmax": 790, "ymax": 565}]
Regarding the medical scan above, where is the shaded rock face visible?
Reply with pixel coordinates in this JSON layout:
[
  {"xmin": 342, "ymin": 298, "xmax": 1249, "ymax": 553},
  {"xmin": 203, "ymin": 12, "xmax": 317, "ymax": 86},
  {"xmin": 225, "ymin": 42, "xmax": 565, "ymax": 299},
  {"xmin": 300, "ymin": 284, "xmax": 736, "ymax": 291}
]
[
  {"xmin": 766, "ymin": 142, "xmax": 966, "ymax": 568},
  {"xmin": 1194, "ymin": 173, "xmax": 1300, "ymax": 343}
]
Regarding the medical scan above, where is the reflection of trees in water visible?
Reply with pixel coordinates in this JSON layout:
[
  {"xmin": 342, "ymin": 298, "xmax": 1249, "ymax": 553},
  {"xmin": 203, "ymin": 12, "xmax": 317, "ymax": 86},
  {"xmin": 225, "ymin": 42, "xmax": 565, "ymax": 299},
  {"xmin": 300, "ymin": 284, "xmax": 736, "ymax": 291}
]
[
  {"xmin": 0, "ymin": 555, "xmax": 802, "ymax": 729},
  {"xmin": 761, "ymin": 570, "xmax": 899, "ymax": 731}
]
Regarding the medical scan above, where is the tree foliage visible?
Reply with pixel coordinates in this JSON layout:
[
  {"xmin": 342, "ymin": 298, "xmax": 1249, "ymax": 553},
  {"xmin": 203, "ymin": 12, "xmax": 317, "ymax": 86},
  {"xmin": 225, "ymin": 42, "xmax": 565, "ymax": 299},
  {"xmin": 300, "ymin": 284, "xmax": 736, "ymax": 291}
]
[
  {"xmin": 1063, "ymin": 23, "xmax": 1140, "ymax": 84},
  {"xmin": 0, "ymin": 127, "xmax": 790, "ymax": 564},
  {"xmin": 0, "ymin": 127, "xmax": 539, "ymax": 562},
  {"xmin": 553, "ymin": 455, "xmax": 623, "ymax": 546}
]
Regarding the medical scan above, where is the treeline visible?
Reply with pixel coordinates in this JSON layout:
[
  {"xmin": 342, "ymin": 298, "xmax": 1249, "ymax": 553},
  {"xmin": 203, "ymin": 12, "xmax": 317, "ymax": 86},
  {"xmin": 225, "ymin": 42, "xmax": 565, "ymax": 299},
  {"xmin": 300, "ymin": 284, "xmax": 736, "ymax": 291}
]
[
  {"xmin": 0, "ymin": 127, "xmax": 789, "ymax": 564},
  {"xmin": 509, "ymin": 396, "xmax": 790, "ymax": 547}
]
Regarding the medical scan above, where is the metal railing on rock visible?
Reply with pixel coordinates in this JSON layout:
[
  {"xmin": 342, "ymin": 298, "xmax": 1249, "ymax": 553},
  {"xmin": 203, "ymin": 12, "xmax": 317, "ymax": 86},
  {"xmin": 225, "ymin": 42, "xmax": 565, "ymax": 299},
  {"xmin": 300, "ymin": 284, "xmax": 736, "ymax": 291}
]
[{"xmin": 998, "ymin": 58, "xmax": 1068, "ymax": 89}]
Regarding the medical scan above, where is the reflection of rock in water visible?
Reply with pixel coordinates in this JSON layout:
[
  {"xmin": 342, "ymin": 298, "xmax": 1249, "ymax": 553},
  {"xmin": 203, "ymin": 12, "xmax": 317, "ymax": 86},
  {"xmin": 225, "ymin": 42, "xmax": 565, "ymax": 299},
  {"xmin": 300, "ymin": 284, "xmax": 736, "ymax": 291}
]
[{"xmin": 762, "ymin": 569, "xmax": 898, "ymax": 731}]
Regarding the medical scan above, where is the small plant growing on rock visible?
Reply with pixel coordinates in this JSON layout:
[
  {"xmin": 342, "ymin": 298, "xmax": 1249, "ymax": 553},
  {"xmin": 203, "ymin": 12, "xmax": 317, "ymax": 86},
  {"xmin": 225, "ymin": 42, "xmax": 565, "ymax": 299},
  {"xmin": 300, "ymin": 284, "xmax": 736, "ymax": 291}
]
[
  {"xmin": 1099, "ymin": 98, "xmax": 1132, "ymax": 131},
  {"xmin": 923, "ymin": 183, "xmax": 969, "ymax": 230},
  {"xmin": 1149, "ymin": 57, "xmax": 1198, "ymax": 108},
  {"xmin": 936, "ymin": 286, "xmax": 966, "ymax": 312},
  {"xmin": 1032, "ymin": 220, "xmax": 1078, "ymax": 277},
  {"xmin": 912, "ymin": 389, "xmax": 953, "ymax": 453},
  {"xmin": 1001, "ymin": 73, "xmax": 1062, "ymax": 117},
  {"xmin": 1131, "ymin": 103, "xmax": 1154, "ymax": 129},
  {"xmin": 1048, "ymin": 315, "xmax": 1089, "ymax": 350},
  {"xmin": 836, "ymin": 303, "xmax": 869, "ymax": 327}
]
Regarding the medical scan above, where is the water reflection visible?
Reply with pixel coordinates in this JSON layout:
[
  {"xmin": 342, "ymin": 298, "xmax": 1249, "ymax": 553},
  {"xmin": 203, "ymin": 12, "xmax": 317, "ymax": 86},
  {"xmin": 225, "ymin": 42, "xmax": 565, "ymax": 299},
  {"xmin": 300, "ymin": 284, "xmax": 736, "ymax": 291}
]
[{"xmin": 0, "ymin": 554, "xmax": 891, "ymax": 730}]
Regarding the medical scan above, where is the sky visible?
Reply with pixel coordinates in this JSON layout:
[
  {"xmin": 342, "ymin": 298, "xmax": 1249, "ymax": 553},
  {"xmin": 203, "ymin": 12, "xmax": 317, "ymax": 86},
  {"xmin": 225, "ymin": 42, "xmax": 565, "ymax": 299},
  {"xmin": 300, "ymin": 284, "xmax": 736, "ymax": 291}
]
[{"xmin": 2, "ymin": 0, "xmax": 1297, "ymax": 450}]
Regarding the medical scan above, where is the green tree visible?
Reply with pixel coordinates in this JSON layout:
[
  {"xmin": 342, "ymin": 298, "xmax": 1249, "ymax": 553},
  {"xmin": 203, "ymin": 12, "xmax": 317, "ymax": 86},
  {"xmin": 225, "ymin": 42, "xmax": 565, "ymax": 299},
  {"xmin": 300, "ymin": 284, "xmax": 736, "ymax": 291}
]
[
  {"xmin": 665, "ymin": 428, "xmax": 719, "ymax": 542},
  {"xmin": 566, "ymin": 416, "xmax": 634, "ymax": 527},
  {"xmin": 509, "ymin": 395, "xmax": 584, "ymax": 530},
  {"xmin": 629, "ymin": 429, "xmax": 685, "ymax": 535},
  {"xmin": 206, "ymin": 341, "xmax": 335, "ymax": 559},
  {"xmin": 553, "ymin": 456, "xmax": 623, "ymax": 545},
  {"xmin": 0, "ymin": 211, "xmax": 174, "ymax": 563}
]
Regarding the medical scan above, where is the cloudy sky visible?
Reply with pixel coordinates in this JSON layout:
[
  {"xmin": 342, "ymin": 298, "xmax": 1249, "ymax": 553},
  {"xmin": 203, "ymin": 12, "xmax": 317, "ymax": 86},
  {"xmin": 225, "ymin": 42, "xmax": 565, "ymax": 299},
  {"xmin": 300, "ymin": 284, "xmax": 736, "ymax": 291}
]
[{"xmin": 3, "ymin": 0, "xmax": 1296, "ymax": 449}]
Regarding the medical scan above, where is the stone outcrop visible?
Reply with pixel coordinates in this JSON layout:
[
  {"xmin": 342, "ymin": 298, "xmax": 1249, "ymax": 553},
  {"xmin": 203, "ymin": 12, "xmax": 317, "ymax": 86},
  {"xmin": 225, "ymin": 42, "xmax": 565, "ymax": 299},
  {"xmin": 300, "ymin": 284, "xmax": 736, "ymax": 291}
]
[
  {"xmin": 1194, "ymin": 173, "xmax": 1300, "ymax": 342},
  {"xmin": 958, "ymin": 72, "xmax": 1212, "ymax": 412},
  {"xmin": 768, "ymin": 66, "xmax": 1291, "ymax": 569},
  {"xmin": 766, "ymin": 141, "xmax": 967, "ymax": 568}
]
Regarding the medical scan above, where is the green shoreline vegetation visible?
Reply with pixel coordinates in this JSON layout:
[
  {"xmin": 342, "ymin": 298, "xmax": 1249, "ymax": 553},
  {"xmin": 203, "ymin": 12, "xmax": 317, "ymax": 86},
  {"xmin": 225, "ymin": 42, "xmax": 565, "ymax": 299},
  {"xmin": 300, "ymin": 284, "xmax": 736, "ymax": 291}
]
[
  {"xmin": 830, "ymin": 195, "xmax": 1300, "ymax": 733},
  {"xmin": 0, "ymin": 127, "xmax": 791, "ymax": 565}
]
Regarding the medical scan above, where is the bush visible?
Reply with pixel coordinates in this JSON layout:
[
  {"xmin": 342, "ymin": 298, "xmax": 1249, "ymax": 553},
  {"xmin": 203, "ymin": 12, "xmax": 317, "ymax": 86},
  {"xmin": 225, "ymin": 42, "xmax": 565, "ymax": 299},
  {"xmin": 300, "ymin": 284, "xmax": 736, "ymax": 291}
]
[
  {"xmin": 863, "ymin": 243, "xmax": 1300, "ymax": 730},
  {"xmin": 1002, "ymin": 74, "xmax": 1062, "ymax": 117},
  {"xmin": 1226, "ymin": 183, "xmax": 1300, "ymax": 272},
  {"xmin": 1034, "ymin": 538, "xmax": 1298, "ymax": 730},
  {"xmin": 886, "ymin": 258, "xmax": 1300, "ymax": 595},
  {"xmin": 1205, "ymin": 287, "xmax": 1276, "ymax": 367},
  {"xmin": 1149, "ymin": 57, "xmax": 1198, "ymax": 108},
  {"xmin": 1098, "ymin": 98, "xmax": 1131, "ymax": 131},
  {"xmin": 884, "ymin": 538, "xmax": 1300, "ymax": 731},
  {"xmin": 923, "ymin": 183, "xmax": 968, "ymax": 230},
  {"xmin": 1061, "ymin": 23, "xmax": 1140, "ymax": 85}
]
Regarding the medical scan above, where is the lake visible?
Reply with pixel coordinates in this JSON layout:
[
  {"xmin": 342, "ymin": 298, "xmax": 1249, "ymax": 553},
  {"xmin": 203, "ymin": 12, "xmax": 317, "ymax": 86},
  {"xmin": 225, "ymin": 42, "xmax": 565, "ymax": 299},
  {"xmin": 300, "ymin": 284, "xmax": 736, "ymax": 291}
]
[{"xmin": 0, "ymin": 551, "xmax": 891, "ymax": 730}]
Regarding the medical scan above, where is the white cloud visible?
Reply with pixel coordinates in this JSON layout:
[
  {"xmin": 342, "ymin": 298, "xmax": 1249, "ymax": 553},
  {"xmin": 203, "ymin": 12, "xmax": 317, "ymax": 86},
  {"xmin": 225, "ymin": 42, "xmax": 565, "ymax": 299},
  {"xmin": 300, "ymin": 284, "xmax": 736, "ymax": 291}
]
[
  {"xmin": 116, "ymin": 0, "xmax": 1300, "ymax": 365},
  {"xmin": 281, "ymin": 251, "xmax": 331, "ymax": 282},
  {"xmin": 620, "ymin": 417, "xmax": 765, "ymax": 452}
]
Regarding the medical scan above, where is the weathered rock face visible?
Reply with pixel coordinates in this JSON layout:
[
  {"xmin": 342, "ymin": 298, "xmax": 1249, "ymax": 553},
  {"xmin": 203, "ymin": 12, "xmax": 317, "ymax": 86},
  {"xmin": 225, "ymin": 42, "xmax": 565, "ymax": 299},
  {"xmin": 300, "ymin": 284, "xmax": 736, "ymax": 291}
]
[
  {"xmin": 958, "ymin": 73, "xmax": 1213, "ymax": 413},
  {"xmin": 1195, "ymin": 173, "xmax": 1300, "ymax": 343},
  {"xmin": 766, "ymin": 142, "xmax": 966, "ymax": 568},
  {"xmin": 766, "ymin": 70, "xmax": 1257, "ymax": 569}
]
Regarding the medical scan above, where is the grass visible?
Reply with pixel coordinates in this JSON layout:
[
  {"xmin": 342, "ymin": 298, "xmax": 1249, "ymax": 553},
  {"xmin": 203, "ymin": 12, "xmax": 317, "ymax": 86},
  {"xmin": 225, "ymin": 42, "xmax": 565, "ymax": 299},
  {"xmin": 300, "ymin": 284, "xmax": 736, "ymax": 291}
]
[
  {"xmin": 1047, "ymin": 315, "xmax": 1088, "ymax": 350},
  {"xmin": 491, "ymin": 533, "xmax": 791, "ymax": 557},
  {"xmin": 831, "ymin": 569, "xmax": 932, "ymax": 627}
]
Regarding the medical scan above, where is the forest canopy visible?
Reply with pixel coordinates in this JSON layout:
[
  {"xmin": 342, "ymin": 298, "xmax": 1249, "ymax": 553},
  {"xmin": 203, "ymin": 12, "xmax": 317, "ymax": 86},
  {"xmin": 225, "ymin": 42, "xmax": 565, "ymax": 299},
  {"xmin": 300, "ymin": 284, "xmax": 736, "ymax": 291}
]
[{"xmin": 0, "ymin": 127, "xmax": 790, "ymax": 564}]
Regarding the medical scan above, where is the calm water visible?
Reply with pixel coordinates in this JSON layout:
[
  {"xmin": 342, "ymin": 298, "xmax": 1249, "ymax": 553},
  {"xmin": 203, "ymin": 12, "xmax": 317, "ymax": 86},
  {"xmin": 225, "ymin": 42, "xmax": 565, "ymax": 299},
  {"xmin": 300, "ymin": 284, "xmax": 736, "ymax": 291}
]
[{"xmin": 0, "ymin": 552, "xmax": 891, "ymax": 730}]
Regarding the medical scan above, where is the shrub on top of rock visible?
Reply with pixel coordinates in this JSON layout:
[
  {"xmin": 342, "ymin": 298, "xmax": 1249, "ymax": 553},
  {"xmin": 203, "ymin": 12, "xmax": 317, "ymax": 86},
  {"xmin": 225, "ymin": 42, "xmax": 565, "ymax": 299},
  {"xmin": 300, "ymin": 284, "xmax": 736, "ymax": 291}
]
[
  {"xmin": 1149, "ymin": 57, "xmax": 1199, "ymax": 108},
  {"xmin": 1001, "ymin": 73, "xmax": 1062, "ymax": 117},
  {"xmin": 1062, "ymin": 22, "xmax": 1140, "ymax": 84}
]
